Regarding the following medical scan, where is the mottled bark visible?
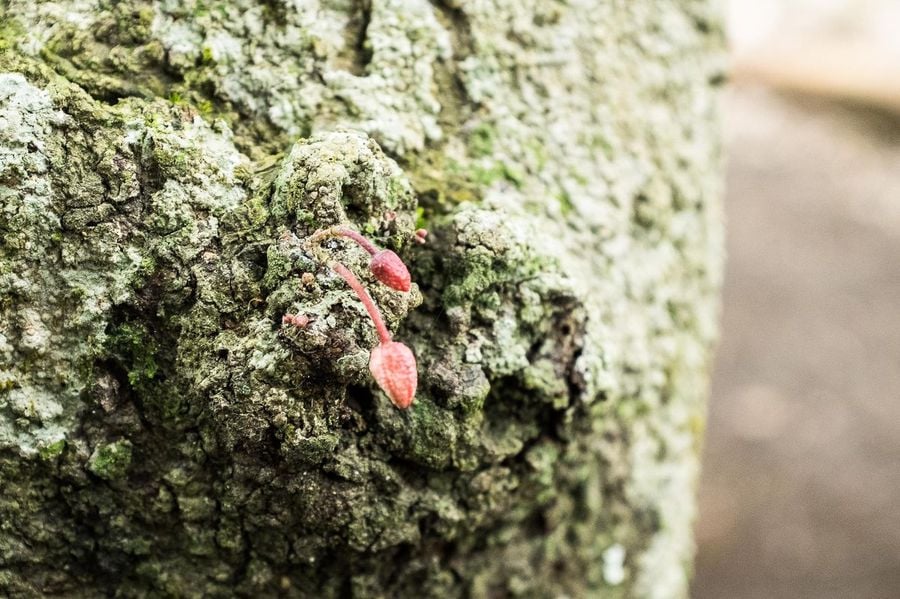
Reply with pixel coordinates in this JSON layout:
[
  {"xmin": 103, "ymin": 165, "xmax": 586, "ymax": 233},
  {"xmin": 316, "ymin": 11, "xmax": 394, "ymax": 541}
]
[{"xmin": 0, "ymin": 1, "xmax": 725, "ymax": 597}]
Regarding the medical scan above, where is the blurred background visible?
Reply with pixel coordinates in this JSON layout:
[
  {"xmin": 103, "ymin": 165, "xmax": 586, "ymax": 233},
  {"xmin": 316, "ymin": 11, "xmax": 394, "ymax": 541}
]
[{"xmin": 693, "ymin": 1, "xmax": 900, "ymax": 598}]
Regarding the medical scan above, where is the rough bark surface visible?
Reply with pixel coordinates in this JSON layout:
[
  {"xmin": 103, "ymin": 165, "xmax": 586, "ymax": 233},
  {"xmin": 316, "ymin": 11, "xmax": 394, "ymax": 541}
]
[{"xmin": 0, "ymin": 1, "xmax": 724, "ymax": 597}]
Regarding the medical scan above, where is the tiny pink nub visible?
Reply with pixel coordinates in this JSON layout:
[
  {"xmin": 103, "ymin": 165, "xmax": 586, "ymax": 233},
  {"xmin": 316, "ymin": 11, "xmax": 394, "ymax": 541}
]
[
  {"xmin": 370, "ymin": 250, "xmax": 411, "ymax": 292},
  {"xmin": 282, "ymin": 313, "xmax": 310, "ymax": 328},
  {"xmin": 369, "ymin": 341, "xmax": 417, "ymax": 409}
]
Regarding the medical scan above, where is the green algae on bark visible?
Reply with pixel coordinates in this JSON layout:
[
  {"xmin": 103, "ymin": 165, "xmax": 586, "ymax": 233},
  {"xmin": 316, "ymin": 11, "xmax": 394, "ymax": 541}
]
[{"xmin": 0, "ymin": 1, "xmax": 724, "ymax": 597}]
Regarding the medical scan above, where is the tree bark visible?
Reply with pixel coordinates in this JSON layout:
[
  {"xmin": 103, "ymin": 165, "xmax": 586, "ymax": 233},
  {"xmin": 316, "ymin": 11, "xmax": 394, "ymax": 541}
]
[{"xmin": 0, "ymin": 1, "xmax": 725, "ymax": 597}]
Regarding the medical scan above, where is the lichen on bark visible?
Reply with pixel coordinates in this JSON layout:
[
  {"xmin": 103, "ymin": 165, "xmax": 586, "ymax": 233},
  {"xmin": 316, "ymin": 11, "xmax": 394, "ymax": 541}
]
[{"xmin": 0, "ymin": 1, "xmax": 725, "ymax": 597}]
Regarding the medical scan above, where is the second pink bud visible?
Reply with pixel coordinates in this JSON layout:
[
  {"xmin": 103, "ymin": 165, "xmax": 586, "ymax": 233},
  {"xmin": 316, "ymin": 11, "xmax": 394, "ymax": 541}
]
[{"xmin": 370, "ymin": 250, "xmax": 411, "ymax": 292}]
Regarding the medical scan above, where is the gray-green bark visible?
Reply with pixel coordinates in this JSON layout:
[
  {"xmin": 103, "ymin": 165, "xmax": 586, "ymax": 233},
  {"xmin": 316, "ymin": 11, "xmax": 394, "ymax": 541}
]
[{"xmin": 0, "ymin": 1, "xmax": 725, "ymax": 597}]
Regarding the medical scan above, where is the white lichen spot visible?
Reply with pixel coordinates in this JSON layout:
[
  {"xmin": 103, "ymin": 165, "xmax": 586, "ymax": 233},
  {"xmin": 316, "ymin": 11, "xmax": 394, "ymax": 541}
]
[
  {"xmin": 6, "ymin": 0, "xmax": 97, "ymax": 55},
  {"xmin": 602, "ymin": 543, "xmax": 627, "ymax": 586},
  {"xmin": 18, "ymin": 309, "xmax": 51, "ymax": 354},
  {"xmin": 204, "ymin": 31, "xmax": 243, "ymax": 63},
  {"xmin": 153, "ymin": 16, "xmax": 204, "ymax": 71},
  {"xmin": 7, "ymin": 386, "xmax": 64, "ymax": 423}
]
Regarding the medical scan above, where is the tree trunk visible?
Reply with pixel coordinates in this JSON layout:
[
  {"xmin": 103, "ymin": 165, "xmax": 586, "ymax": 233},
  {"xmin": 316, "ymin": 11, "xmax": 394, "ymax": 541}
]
[{"xmin": 0, "ymin": 1, "xmax": 724, "ymax": 597}]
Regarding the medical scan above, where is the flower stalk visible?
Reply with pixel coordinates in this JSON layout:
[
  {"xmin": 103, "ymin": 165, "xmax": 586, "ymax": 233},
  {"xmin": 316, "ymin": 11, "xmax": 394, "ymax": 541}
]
[
  {"xmin": 331, "ymin": 262, "xmax": 417, "ymax": 409},
  {"xmin": 293, "ymin": 226, "xmax": 419, "ymax": 409},
  {"xmin": 307, "ymin": 226, "xmax": 411, "ymax": 292},
  {"xmin": 331, "ymin": 263, "xmax": 391, "ymax": 345}
]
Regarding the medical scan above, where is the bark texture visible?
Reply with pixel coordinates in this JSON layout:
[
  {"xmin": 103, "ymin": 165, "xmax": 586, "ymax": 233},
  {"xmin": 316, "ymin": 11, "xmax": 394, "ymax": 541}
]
[{"xmin": 0, "ymin": 1, "xmax": 725, "ymax": 597}]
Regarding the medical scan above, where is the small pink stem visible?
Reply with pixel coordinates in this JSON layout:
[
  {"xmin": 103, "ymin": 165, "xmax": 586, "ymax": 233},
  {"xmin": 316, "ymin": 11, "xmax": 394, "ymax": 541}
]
[
  {"xmin": 332, "ymin": 263, "xmax": 392, "ymax": 345},
  {"xmin": 333, "ymin": 227, "xmax": 378, "ymax": 256}
]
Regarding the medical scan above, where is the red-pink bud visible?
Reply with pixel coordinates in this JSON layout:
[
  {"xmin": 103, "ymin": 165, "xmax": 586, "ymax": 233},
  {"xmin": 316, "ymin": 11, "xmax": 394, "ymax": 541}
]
[
  {"xmin": 370, "ymin": 250, "xmax": 411, "ymax": 292},
  {"xmin": 369, "ymin": 341, "xmax": 417, "ymax": 409},
  {"xmin": 282, "ymin": 313, "xmax": 310, "ymax": 328}
]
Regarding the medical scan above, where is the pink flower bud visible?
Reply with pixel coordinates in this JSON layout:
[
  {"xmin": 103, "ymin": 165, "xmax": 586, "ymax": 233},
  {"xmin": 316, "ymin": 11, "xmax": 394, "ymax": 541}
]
[
  {"xmin": 369, "ymin": 341, "xmax": 417, "ymax": 409},
  {"xmin": 282, "ymin": 313, "xmax": 310, "ymax": 328},
  {"xmin": 370, "ymin": 250, "xmax": 411, "ymax": 292}
]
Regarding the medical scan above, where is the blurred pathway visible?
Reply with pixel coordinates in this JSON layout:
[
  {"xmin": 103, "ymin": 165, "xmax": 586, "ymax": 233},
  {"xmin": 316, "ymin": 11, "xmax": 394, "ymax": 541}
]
[{"xmin": 693, "ymin": 88, "xmax": 900, "ymax": 599}]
